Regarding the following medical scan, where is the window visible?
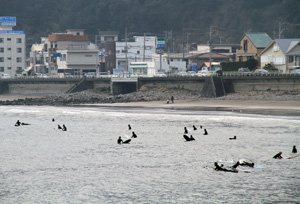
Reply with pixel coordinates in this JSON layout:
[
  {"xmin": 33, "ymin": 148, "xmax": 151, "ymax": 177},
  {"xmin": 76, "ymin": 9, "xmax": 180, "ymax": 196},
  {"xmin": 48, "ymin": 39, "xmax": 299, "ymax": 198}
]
[
  {"xmin": 289, "ymin": 56, "xmax": 294, "ymax": 63},
  {"xmin": 61, "ymin": 54, "xmax": 66, "ymax": 61},
  {"xmin": 17, "ymin": 48, "xmax": 22, "ymax": 53},
  {"xmin": 7, "ymin": 67, "xmax": 11, "ymax": 70},
  {"xmin": 0, "ymin": 38, "xmax": 3, "ymax": 43},
  {"xmin": 17, "ymin": 67, "xmax": 22, "ymax": 72},
  {"xmin": 243, "ymin": 40, "xmax": 248, "ymax": 52},
  {"xmin": 0, "ymin": 57, "xmax": 4, "ymax": 62},
  {"xmin": 137, "ymin": 51, "xmax": 140, "ymax": 54},
  {"xmin": 7, "ymin": 57, "xmax": 11, "ymax": 60},
  {"xmin": 17, "ymin": 38, "xmax": 22, "ymax": 43},
  {"xmin": 296, "ymin": 56, "xmax": 300, "ymax": 62},
  {"xmin": 7, "ymin": 48, "xmax": 11, "ymax": 51},
  {"xmin": 85, "ymin": 54, "xmax": 92, "ymax": 57},
  {"xmin": 247, "ymin": 56, "xmax": 253, "ymax": 61},
  {"xmin": 7, "ymin": 38, "xmax": 11, "ymax": 41},
  {"xmin": 0, "ymin": 67, "xmax": 4, "ymax": 72},
  {"xmin": 0, "ymin": 48, "xmax": 4, "ymax": 52},
  {"xmin": 16, "ymin": 57, "xmax": 22, "ymax": 62},
  {"xmin": 239, "ymin": 56, "xmax": 243, "ymax": 62}
]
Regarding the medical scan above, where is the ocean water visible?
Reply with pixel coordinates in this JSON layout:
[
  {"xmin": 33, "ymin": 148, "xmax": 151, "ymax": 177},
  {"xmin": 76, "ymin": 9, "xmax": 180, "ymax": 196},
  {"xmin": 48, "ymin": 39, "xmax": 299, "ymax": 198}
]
[{"xmin": 0, "ymin": 106, "xmax": 299, "ymax": 204}]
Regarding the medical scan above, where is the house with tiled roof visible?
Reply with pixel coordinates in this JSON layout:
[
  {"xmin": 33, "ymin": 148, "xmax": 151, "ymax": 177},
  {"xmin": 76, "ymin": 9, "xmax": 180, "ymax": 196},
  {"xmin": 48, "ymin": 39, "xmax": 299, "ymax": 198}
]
[
  {"xmin": 259, "ymin": 39, "xmax": 300, "ymax": 73},
  {"xmin": 188, "ymin": 52, "xmax": 230, "ymax": 71},
  {"xmin": 236, "ymin": 33, "xmax": 273, "ymax": 66}
]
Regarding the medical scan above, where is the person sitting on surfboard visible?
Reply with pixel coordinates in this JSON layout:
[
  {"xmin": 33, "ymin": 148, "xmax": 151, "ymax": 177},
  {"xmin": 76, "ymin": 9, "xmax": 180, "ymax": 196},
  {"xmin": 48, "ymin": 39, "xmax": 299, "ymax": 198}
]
[
  {"xmin": 128, "ymin": 124, "xmax": 131, "ymax": 130},
  {"xmin": 62, "ymin": 124, "xmax": 67, "ymax": 131},
  {"xmin": 15, "ymin": 120, "xmax": 21, "ymax": 126},
  {"xmin": 58, "ymin": 125, "xmax": 62, "ymax": 129},
  {"xmin": 131, "ymin": 132, "xmax": 137, "ymax": 138},
  {"xmin": 193, "ymin": 125, "xmax": 197, "ymax": 130},
  {"xmin": 118, "ymin": 136, "xmax": 123, "ymax": 144},
  {"xmin": 292, "ymin": 145, "xmax": 297, "ymax": 153},
  {"xmin": 184, "ymin": 127, "xmax": 188, "ymax": 134},
  {"xmin": 203, "ymin": 129, "xmax": 208, "ymax": 135},
  {"xmin": 273, "ymin": 152, "xmax": 283, "ymax": 159}
]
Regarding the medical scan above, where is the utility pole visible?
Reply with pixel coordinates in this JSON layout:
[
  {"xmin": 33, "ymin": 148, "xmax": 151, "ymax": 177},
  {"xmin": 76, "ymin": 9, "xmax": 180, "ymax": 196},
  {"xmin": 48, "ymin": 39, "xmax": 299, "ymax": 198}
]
[
  {"xmin": 143, "ymin": 33, "xmax": 146, "ymax": 61},
  {"xmin": 209, "ymin": 25, "xmax": 213, "ymax": 71},
  {"xmin": 125, "ymin": 27, "xmax": 128, "ymax": 71},
  {"xmin": 279, "ymin": 22, "xmax": 287, "ymax": 39}
]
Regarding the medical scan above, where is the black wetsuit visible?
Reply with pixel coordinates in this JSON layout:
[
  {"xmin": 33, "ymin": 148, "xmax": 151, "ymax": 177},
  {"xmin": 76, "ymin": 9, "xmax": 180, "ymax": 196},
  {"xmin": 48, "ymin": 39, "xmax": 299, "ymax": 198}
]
[
  {"xmin": 273, "ymin": 152, "xmax": 283, "ymax": 159},
  {"xmin": 292, "ymin": 146, "xmax": 297, "ymax": 154}
]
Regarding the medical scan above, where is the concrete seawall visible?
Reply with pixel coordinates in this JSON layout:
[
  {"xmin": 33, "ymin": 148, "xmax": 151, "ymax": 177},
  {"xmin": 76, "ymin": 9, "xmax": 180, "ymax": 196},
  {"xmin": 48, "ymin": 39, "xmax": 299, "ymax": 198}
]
[{"xmin": 0, "ymin": 76, "xmax": 300, "ymax": 95}]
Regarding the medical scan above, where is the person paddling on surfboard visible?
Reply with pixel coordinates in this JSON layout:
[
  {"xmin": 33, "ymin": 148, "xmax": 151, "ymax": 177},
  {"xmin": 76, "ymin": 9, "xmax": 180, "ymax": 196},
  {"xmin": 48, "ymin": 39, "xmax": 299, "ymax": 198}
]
[
  {"xmin": 292, "ymin": 145, "xmax": 297, "ymax": 153},
  {"xmin": 273, "ymin": 152, "xmax": 283, "ymax": 159},
  {"xmin": 118, "ymin": 136, "xmax": 123, "ymax": 144},
  {"xmin": 214, "ymin": 162, "xmax": 238, "ymax": 173}
]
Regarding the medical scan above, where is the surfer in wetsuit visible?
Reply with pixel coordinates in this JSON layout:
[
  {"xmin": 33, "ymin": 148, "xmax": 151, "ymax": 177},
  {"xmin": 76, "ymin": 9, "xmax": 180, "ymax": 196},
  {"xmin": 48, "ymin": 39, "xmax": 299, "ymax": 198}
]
[
  {"xmin": 229, "ymin": 136, "xmax": 237, "ymax": 140},
  {"xmin": 203, "ymin": 129, "xmax": 208, "ymax": 135},
  {"xmin": 193, "ymin": 125, "xmax": 197, "ymax": 130},
  {"xmin": 214, "ymin": 162, "xmax": 238, "ymax": 173},
  {"xmin": 118, "ymin": 136, "xmax": 123, "ymax": 144},
  {"xmin": 240, "ymin": 161, "xmax": 254, "ymax": 167},
  {"xmin": 128, "ymin": 124, "xmax": 131, "ymax": 130},
  {"xmin": 292, "ymin": 145, "xmax": 297, "ymax": 153},
  {"xmin": 52, "ymin": 118, "xmax": 55, "ymax": 122},
  {"xmin": 15, "ymin": 120, "xmax": 21, "ymax": 126},
  {"xmin": 184, "ymin": 127, "xmax": 188, "ymax": 134},
  {"xmin": 232, "ymin": 161, "xmax": 240, "ymax": 168},
  {"xmin": 131, "ymin": 132, "xmax": 137, "ymax": 138},
  {"xmin": 58, "ymin": 125, "xmax": 62, "ymax": 129},
  {"xmin": 190, "ymin": 135, "xmax": 195, "ymax": 140},
  {"xmin": 62, "ymin": 124, "xmax": 67, "ymax": 131},
  {"xmin": 273, "ymin": 152, "xmax": 283, "ymax": 159}
]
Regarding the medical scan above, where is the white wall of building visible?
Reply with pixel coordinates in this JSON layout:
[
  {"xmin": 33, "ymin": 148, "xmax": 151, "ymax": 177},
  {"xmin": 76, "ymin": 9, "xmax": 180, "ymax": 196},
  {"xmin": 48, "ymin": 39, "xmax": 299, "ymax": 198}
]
[
  {"xmin": 116, "ymin": 36, "xmax": 157, "ymax": 69},
  {"xmin": 0, "ymin": 32, "xmax": 26, "ymax": 77}
]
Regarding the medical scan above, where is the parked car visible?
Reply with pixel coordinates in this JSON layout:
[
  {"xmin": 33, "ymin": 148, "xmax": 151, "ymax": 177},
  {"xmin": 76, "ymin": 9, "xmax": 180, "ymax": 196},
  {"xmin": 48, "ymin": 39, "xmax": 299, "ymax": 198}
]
[
  {"xmin": 254, "ymin": 69, "xmax": 269, "ymax": 76},
  {"xmin": 196, "ymin": 70, "xmax": 207, "ymax": 77},
  {"xmin": 1, "ymin": 73, "xmax": 11, "ymax": 79},
  {"xmin": 84, "ymin": 72, "xmax": 96, "ymax": 78},
  {"xmin": 291, "ymin": 69, "xmax": 300, "ymax": 75},
  {"xmin": 177, "ymin": 71, "xmax": 188, "ymax": 76},
  {"xmin": 238, "ymin": 67, "xmax": 252, "ymax": 76},
  {"xmin": 187, "ymin": 71, "xmax": 197, "ymax": 76},
  {"xmin": 154, "ymin": 72, "xmax": 167, "ymax": 77}
]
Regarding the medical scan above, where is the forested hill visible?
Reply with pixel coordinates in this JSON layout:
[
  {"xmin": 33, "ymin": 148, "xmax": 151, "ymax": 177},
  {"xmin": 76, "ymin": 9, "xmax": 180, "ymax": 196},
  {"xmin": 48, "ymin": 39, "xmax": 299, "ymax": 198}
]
[{"xmin": 1, "ymin": 0, "xmax": 300, "ymax": 48}]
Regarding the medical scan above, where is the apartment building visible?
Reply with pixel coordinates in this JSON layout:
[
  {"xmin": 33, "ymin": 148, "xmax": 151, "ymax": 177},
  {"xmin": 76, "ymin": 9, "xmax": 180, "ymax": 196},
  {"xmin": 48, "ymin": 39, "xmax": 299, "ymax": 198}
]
[{"xmin": 0, "ymin": 17, "xmax": 26, "ymax": 77}]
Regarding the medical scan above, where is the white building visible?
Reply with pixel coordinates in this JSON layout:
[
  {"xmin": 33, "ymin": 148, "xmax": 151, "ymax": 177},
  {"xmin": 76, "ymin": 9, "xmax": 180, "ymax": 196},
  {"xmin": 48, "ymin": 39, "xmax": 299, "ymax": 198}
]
[
  {"xmin": 48, "ymin": 29, "xmax": 98, "ymax": 76},
  {"xmin": 30, "ymin": 40, "xmax": 49, "ymax": 75},
  {"xmin": 116, "ymin": 36, "xmax": 157, "ymax": 70},
  {"xmin": 0, "ymin": 17, "xmax": 26, "ymax": 77}
]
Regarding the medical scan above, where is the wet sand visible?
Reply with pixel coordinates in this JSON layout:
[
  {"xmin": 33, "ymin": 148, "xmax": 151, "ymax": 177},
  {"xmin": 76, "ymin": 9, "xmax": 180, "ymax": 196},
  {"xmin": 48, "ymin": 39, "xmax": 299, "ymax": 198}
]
[
  {"xmin": 1, "ymin": 94, "xmax": 300, "ymax": 116},
  {"xmin": 80, "ymin": 99, "xmax": 300, "ymax": 116}
]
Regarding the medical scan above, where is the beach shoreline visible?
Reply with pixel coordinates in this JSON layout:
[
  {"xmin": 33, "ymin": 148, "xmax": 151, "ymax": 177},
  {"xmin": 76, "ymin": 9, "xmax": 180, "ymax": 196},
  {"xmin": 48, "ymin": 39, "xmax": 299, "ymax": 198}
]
[{"xmin": 1, "ymin": 92, "xmax": 300, "ymax": 116}]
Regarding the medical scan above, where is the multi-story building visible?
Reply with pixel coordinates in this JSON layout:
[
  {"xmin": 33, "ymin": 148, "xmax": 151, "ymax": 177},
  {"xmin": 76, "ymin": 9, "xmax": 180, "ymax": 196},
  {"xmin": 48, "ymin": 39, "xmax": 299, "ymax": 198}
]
[
  {"xmin": 96, "ymin": 31, "xmax": 118, "ymax": 73},
  {"xmin": 29, "ymin": 37, "xmax": 49, "ymax": 75},
  {"xmin": 48, "ymin": 29, "xmax": 98, "ymax": 76},
  {"xmin": 0, "ymin": 17, "xmax": 26, "ymax": 77},
  {"xmin": 236, "ymin": 32, "xmax": 273, "ymax": 66},
  {"xmin": 116, "ymin": 36, "xmax": 157, "ymax": 70}
]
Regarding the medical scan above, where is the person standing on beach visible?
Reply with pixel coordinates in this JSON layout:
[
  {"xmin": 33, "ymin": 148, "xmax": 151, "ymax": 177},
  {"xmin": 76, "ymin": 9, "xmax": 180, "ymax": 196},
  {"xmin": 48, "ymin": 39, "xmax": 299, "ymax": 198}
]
[{"xmin": 171, "ymin": 96, "xmax": 174, "ymax": 103}]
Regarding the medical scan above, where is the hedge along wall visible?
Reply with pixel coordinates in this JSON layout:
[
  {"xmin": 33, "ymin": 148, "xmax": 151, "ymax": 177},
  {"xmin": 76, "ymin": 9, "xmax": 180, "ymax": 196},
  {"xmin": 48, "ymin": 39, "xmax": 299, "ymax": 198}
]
[{"xmin": 221, "ymin": 59, "xmax": 258, "ymax": 71}]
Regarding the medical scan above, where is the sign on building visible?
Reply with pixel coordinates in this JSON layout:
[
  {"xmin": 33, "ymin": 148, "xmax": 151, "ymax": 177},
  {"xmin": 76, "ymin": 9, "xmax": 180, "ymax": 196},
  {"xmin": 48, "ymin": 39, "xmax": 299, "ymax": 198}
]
[
  {"xmin": 157, "ymin": 37, "xmax": 165, "ymax": 48},
  {"xmin": 0, "ymin": 17, "xmax": 16, "ymax": 27}
]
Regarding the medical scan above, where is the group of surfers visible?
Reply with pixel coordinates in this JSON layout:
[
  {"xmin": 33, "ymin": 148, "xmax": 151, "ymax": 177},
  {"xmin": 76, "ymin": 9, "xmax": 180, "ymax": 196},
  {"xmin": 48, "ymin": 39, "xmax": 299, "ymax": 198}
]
[
  {"xmin": 118, "ymin": 124, "xmax": 138, "ymax": 144},
  {"xmin": 15, "ymin": 118, "xmax": 67, "ymax": 131}
]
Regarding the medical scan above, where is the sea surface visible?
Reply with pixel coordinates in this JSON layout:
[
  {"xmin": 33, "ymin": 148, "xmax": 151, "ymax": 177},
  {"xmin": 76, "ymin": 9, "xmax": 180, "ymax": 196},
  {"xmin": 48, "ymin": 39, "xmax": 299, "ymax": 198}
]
[{"xmin": 0, "ymin": 106, "xmax": 299, "ymax": 204}]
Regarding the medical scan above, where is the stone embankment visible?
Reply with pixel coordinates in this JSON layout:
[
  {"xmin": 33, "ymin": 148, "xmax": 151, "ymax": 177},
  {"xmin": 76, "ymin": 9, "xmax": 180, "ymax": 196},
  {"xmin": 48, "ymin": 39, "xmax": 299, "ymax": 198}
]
[{"xmin": 0, "ymin": 87, "xmax": 299, "ymax": 106}]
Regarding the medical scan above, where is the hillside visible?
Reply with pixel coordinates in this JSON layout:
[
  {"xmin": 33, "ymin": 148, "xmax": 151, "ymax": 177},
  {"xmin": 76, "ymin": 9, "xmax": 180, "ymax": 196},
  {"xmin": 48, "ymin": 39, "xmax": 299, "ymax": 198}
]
[{"xmin": 1, "ymin": 0, "xmax": 300, "ymax": 50}]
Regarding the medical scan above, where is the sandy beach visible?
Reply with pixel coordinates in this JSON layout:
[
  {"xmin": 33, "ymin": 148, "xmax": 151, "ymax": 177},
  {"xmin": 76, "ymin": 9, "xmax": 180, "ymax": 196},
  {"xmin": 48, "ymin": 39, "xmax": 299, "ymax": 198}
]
[
  {"xmin": 1, "ymin": 93, "xmax": 300, "ymax": 116},
  {"xmin": 78, "ymin": 99, "xmax": 300, "ymax": 116}
]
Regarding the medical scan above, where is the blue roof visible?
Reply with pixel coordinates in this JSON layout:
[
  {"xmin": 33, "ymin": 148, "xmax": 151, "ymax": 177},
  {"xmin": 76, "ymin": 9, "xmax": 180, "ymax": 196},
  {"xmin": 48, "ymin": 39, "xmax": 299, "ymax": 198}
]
[
  {"xmin": 245, "ymin": 33, "xmax": 272, "ymax": 48},
  {"xmin": 275, "ymin": 39, "xmax": 300, "ymax": 54}
]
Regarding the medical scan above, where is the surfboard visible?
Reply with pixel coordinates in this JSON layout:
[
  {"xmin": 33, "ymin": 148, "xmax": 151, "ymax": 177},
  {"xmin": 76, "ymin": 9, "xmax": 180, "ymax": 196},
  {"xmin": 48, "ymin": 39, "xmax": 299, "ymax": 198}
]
[
  {"xmin": 285, "ymin": 155, "xmax": 299, "ymax": 159},
  {"xmin": 123, "ymin": 139, "xmax": 131, "ymax": 144}
]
